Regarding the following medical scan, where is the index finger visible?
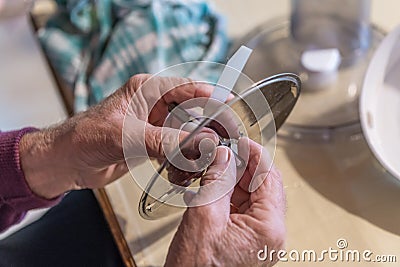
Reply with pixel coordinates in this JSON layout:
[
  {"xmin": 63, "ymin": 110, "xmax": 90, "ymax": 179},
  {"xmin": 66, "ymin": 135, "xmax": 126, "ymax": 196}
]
[
  {"xmin": 236, "ymin": 137, "xmax": 274, "ymax": 192},
  {"xmin": 150, "ymin": 78, "xmax": 215, "ymax": 126},
  {"xmin": 230, "ymin": 137, "xmax": 273, "ymax": 210},
  {"xmin": 234, "ymin": 137, "xmax": 285, "ymax": 221}
]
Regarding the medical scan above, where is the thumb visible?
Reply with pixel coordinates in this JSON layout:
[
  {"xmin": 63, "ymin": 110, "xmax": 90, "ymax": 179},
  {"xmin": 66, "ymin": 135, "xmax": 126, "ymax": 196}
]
[
  {"xmin": 186, "ymin": 146, "xmax": 237, "ymax": 226},
  {"xmin": 145, "ymin": 124, "xmax": 219, "ymax": 159}
]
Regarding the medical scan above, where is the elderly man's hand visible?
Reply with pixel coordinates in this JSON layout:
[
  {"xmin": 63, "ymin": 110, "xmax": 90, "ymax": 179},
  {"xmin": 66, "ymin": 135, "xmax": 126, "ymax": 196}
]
[
  {"xmin": 165, "ymin": 139, "xmax": 286, "ymax": 267},
  {"xmin": 19, "ymin": 74, "xmax": 217, "ymax": 199}
]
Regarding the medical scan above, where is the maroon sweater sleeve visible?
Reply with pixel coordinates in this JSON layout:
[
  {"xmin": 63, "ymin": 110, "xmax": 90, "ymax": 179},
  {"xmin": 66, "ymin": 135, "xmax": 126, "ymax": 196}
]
[{"xmin": 0, "ymin": 128, "xmax": 62, "ymax": 233}]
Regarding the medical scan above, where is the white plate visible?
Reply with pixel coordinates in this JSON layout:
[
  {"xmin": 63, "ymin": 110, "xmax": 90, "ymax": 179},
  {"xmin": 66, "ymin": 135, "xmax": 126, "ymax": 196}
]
[{"xmin": 360, "ymin": 25, "xmax": 400, "ymax": 180}]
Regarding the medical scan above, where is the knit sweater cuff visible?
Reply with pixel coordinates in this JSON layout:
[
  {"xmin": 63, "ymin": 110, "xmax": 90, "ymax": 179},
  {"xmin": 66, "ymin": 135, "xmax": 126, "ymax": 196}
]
[{"xmin": 0, "ymin": 128, "xmax": 62, "ymax": 212}]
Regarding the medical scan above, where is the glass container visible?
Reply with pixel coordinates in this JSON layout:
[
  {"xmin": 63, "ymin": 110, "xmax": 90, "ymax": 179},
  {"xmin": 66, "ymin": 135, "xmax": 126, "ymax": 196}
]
[{"xmin": 239, "ymin": 0, "xmax": 385, "ymax": 140}]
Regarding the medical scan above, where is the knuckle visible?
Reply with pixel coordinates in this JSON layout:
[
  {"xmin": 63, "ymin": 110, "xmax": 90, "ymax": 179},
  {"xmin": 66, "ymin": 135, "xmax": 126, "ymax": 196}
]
[
  {"xmin": 155, "ymin": 129, "xmax": 164, "ymax": 156},
  {"xmin": 204, "ymin": 172, "xmax": 220, "ymax": 182},
  {"xmin": 145, "ymin": 127, "xmax": 163, "ymax": 156},
  {"xmin": 129, "ymin": 74, "xmax": 150, "ymax": 85},
  {"xmin": 125, "ymin": 74, "xmax": 151, "ymax": 93},
  {"xmin": 212, "ymin": 169, "xmax": 227, "ymax": 179},
  {"xmin": 201, "ymin": 167, "xmax": 231, "ymax": 185}
]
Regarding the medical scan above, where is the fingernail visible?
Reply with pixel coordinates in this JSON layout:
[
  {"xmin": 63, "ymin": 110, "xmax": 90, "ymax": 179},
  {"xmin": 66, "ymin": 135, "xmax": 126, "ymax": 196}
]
[
  {"xmin": 195, "ymin": 131, "xmax": 219, "ymax": 144},
  {"xmin": 249, "ymin": 174, "xmax": 265, "ymax": 192},
  {"xmin": 214, "ymin": 146, "xmax": 230, "ymax": 164},
  {"xmin": 194, "ymin": 132, "xmax": 219, "ymax": 154}
]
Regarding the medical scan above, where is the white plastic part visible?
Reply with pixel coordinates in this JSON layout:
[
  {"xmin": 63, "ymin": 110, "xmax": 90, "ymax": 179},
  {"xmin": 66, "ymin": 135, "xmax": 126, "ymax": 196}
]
[
  {"xmin": 360, "ymin": 25, "xmax": 400, "ymax": 180},
  {"xmin": 301, "ymin": 48, "xmax": 341, "ymax": 73},
  {"xmin": 300, "ymin": 48, "xmax": 341, "ymax": 89}
]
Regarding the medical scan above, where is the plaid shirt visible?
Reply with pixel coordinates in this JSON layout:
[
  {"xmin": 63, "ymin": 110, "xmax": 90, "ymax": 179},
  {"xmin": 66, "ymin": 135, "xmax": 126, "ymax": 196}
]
[{"xmin": 39, "ymin": 0, "xmax": 229, "ymax": 112}]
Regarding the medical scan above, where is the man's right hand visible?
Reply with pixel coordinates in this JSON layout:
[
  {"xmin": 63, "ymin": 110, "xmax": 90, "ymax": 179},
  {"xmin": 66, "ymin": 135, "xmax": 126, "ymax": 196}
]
[{"xmin": 166, "ymin": 138, "xmax": 286, "ymax": 267}]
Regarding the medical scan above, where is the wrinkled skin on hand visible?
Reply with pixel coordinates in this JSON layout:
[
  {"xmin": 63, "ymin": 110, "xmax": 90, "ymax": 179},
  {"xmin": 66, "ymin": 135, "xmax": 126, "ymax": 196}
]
[
  {"xmin": 165, "ymin": 140, "xmax": 286, "ymax": 267},
  {"xmin": 19, "ymin": 73, "xmax": 286, "ymax": 267},
  {"xmin": 20, "ymin": 74, "xmax": 218, "ymax": 199}
]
